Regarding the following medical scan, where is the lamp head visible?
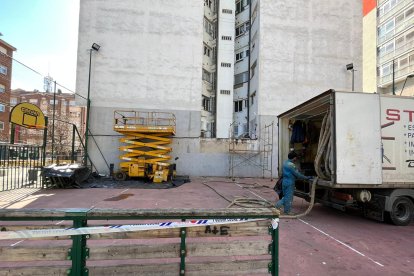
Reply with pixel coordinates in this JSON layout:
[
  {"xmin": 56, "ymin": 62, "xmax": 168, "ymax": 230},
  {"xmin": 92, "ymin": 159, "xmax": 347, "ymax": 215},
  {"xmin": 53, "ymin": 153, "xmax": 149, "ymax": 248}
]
[
  {"xmin": 91, "ymin": 43, "xmax": 100, "ymax": 51},
  {"xmin": 346, "ymin": 63, "xmax": 354, "ymax": 71},
  {"xmin": 408, "ymin": 74, "xmax": 414, "ymax": 78}
]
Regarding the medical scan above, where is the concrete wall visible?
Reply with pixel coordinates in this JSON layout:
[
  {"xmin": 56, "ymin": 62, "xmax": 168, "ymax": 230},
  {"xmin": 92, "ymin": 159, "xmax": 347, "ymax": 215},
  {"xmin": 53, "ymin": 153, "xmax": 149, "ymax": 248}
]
[
  {"xmin": 76, "ymin": 0, "xmax": 203, "ymax": 117},
  {"xmin": 258, "ymin": 0, "xmax": 363, "ymax": 117}
]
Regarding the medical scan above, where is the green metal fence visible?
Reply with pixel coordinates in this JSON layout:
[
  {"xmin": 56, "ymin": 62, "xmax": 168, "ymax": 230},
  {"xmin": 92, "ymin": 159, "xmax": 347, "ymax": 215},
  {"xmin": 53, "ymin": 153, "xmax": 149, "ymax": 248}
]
[
  {"xmin": 0, "ymin": 208, "xmax": 279, "ymax": 276},
  {"xmin": 0, "ymin": 144, "xmax": 44, "ymax": 191}
]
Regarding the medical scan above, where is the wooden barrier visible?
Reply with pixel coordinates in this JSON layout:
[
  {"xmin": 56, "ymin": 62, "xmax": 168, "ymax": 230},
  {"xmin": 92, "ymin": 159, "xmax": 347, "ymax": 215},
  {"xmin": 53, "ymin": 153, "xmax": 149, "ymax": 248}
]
[{"xmin": 0, "ymin": 208, "xmax": 279, "ymax": 276}]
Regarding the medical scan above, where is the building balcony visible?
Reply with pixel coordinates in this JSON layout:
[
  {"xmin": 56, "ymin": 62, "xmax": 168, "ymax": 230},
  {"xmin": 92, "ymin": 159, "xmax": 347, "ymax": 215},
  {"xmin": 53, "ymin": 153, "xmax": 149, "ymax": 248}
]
[
  {"xmin": 378, "ymin": 64, "xmax": 414, "ymax": 87},
  {"xmin": 379, "ymin": 0, "xmax": 412, "ymax": 25},
  {"xmin": 379, "ymin": 39, "xmax": 414, "ymax": 64},
  {"xmin": 379, "ymin": 16, "xmax": 414, "ymax": 45}
]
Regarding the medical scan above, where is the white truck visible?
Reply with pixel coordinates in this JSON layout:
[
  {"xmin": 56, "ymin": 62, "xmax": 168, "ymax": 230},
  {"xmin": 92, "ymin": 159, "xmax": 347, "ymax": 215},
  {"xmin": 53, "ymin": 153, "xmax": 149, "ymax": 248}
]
[{"xmin": 278, "ymin": 90, "xmax": 414, "ymax": 225}]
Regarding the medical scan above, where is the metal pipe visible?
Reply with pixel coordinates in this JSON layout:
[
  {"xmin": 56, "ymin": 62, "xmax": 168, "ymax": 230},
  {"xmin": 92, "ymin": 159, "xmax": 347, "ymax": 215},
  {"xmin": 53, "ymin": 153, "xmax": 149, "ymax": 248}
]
[
  {"xmin": 84, "ymin": 48, "xmax": 93, "ymax": 166},
  {"xmin": 392, "ymin": 59, "xmax": 395, "ymax": 95}
]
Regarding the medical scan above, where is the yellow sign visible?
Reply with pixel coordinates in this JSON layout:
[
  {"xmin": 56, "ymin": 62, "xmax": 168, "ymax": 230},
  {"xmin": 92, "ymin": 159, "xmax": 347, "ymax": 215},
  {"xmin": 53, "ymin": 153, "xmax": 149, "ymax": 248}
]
[{"xmin": 9, "ymin": 103, "xmax": 46, "ymax": 129}]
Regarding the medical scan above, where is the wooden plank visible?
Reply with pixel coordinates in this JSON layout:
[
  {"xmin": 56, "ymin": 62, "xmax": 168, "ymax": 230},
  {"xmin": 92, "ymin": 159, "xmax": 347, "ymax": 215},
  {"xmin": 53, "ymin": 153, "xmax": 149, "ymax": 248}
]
[
  {"xmin": 186, "ymin": 260, "xmax": 269, "ymax": 275},
  {"xmin": 187, "ymin": 240, "xmax": 269, "ymax": 257},
  {"xmin": 88, "ymin": 263, "xmax": 179, "ymax": 276},
  {"xmin": 88, "ymin": 240, "xmax": 269, "ymax": 260},
  {"xmin": 0, "ymin": 266, "xmax": 69, "ymax": 276},
  {"xmin": 87, "ymin": 260, "xmax": 269, "ymax": 276},
  {"xmin": 0, "ymin": 245, "xmax": 69, "ymax": 261},
  {"xmin": 89, "ymin": 243, "xmax": 179, "ymax": 260},
  {"xmin": 89, "ymin": 220, "xmax": 270, "ymax": 239}
]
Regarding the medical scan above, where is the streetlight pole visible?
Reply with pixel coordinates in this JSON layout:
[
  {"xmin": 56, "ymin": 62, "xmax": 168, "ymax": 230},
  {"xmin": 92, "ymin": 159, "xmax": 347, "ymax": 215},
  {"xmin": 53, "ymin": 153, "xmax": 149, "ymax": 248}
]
[
  {"xmin": 84, "ymin": 43, "xmax": 100, "ymax": 166},
  {"xmin": 346, "ymin": 63, "xmax": 355, "ymax": 91}
]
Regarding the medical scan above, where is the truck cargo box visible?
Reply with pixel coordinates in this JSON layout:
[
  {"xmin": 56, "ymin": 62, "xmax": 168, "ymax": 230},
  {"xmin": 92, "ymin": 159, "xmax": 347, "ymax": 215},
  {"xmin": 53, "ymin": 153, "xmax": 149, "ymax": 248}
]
[{"xmin": 278, "ymin": 89, "xmax": 414, "ymax": 189}]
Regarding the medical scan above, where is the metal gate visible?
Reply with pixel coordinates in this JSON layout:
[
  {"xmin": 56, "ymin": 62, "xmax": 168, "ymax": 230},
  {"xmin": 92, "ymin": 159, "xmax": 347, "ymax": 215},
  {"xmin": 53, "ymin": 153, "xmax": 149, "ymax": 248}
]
[{"xmin": 0, "ymin": 144, "xmax": 44, "ymax": 191}]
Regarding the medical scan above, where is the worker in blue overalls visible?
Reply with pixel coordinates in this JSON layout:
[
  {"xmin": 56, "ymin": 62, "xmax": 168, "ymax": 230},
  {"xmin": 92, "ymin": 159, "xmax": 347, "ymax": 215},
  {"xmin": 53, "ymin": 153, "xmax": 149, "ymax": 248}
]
[{"xmin": 275, "ymin": 151, "xmax": 311, "ymax": 215}]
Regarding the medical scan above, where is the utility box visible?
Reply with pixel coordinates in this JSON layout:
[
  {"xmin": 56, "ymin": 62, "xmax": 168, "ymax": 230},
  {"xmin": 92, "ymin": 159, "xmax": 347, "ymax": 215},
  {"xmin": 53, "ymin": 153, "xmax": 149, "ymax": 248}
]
[{"xmin": 278, "ymin": 90, "xmax": 414, "ymax": 225}]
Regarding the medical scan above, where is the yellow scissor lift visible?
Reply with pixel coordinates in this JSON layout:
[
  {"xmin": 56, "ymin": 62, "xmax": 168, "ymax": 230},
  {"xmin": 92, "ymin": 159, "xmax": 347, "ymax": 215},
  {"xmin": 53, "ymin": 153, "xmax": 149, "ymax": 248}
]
[{"xmin": 113, "ymin": 110, "xmax": 176, "ymax": 183}]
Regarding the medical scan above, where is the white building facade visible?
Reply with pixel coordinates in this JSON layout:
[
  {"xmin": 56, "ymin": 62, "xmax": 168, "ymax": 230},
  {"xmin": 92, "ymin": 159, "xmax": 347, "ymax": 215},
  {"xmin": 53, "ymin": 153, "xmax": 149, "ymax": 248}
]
[{"xmin": 77, "ymin": 0, "xmax": 362, "ymax": 177}]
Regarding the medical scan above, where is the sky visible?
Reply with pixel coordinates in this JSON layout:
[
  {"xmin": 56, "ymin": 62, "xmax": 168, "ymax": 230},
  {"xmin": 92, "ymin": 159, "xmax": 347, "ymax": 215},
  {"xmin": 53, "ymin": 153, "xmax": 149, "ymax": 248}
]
[{"xmin": 0, "ymin": 0, "xmax": 80, "ymax": 92}]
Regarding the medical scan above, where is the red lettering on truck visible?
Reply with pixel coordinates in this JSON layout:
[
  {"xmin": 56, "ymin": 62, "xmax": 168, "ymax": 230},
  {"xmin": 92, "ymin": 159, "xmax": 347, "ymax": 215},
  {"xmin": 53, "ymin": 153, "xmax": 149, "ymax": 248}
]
[
  {"xmin": 386, "ymin": 109, "xmax": 400, "ymax": 121},
  {"xmin": 403, "ymin": 110, "xmax": 414, "ymax": 122}
]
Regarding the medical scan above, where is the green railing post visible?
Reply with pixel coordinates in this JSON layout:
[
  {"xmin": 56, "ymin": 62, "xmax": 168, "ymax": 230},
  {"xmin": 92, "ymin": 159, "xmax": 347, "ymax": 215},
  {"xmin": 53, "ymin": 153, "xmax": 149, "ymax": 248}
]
[
  {"xmin": 180, "ymin": 219, "xmax": 186, "ymax": 275},
  {"xmin": 68, "ymin": 212, "xmax": 89, "ymax": 276},
  {"xmin": 268, "ymin": 218, "xmax": 279, "ymax": 276}
]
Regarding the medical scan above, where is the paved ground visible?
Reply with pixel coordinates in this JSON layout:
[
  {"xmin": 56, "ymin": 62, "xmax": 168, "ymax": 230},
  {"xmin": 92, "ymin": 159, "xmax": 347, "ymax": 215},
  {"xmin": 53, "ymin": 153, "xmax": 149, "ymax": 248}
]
[{"xmin": 0, "ymin": 177, "xmax": 413, "ymax": 275}]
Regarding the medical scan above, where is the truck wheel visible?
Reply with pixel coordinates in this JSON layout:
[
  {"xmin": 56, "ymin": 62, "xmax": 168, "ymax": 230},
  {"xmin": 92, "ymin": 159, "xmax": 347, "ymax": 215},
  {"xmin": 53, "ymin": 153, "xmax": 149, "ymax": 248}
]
[{"xmin": 389, "ymin": 197, "xmax": 414, "ymax": 226}]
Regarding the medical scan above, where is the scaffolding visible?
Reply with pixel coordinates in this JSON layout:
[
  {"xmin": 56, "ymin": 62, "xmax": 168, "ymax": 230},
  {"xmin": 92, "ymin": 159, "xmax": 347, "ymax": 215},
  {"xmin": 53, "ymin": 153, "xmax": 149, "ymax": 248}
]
[
  {"xmin": 228, "ymin": 122, "xmax": 274, "ymax": 180},
  {"xmin": 113, "ymin": 110, "xmax": 176, "ymax": 183}
]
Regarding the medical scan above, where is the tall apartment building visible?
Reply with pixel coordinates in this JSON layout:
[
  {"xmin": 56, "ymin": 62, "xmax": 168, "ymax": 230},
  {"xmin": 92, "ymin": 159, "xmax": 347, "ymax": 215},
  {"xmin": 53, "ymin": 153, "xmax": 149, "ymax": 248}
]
[
  {"xmin": 77, "ymin": 0, "xmax": 362, "ymax": 176},
  {"xmin": 10, "ymin": 89, "xmax": 86, "ymax": 152},
  {"xmin": 202, "ymin": 0, "xmax": 259, "ymax": 138},
  {"xmin": 0, "ymin": 39, "xmax": 16, "ymax": 142},
  {"xmin": 363, "ymin": 0, "xmax": 414, "ymax": 95}
]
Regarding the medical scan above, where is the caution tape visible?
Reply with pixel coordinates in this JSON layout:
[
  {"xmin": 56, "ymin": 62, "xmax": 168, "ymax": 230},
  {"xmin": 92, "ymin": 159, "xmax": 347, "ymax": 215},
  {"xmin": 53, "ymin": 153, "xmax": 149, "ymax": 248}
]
[{"xmin": 0, "ymin": 218, "xmax": 279, "ymax": 240}]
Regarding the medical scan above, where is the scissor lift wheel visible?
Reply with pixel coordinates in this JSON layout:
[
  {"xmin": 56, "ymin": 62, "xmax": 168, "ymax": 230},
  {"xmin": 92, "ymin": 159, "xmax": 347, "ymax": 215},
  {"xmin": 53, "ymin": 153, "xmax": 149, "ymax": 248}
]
[{"xmin": 114, "ymin": 171, "xmax": 127, "ymax": 181}]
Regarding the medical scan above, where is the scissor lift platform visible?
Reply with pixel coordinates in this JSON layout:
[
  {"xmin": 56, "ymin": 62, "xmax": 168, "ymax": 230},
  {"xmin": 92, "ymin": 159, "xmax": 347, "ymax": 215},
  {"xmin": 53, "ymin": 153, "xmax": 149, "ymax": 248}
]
[{"xmin": 113, "ymin": 111, "xmax": 176, "ymax": 183}]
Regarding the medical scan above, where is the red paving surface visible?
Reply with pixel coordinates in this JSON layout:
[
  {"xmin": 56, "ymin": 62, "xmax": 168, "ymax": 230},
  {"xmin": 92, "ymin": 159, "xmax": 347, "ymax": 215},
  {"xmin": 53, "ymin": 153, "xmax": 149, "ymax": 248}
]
[{"xmin": 1, "ymin": 177, "xmax": 413, "ymax": 275}]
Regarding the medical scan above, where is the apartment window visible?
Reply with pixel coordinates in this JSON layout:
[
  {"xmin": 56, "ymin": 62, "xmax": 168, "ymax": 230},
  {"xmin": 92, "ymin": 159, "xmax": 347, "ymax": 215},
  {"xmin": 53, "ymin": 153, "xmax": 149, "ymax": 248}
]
[
  {"xmin": 0, "ymin": 46, "xmax": 6, "ymax": 55},
  {"xmin": 0, "ymin": 65, "xmax": 7, "ymax": 75},
  {"xmin": 62, "ymin": 100, "xmax": 67, "ymax": 106},
  {"xmin": 222, "ymin": 9, "xmax": 232, "ymax": 14},
  {"xmin": 400, "ymin": 57, "xmax": 408, "ymax": 68},
  {"xmin": 250, "ymin": 91, "xmax": 256, "ymax": 105},
  {"xmin": 220, "ymin": 90, "xmax": 231, "ymax": 95},
  {"xmin": 236, "ymin": 1, "xmax": 242, "ymax": 14},
  {"xmin": 0, "ymin": 121, "xmax": 3, "ymax": 130},
  {"xmin": 236, "ymin": 52, "xmax": 244, "ymax": 61},
  {"xmin": 234, "ymin": 100, "xmax": 243, "ymax": 112},
  {"xmin": 0, "ymin": 104, "xmax": 5, "ymax": 112},
  {"xmin": 202, "ymin": 69, "xmax": 212, "ymax": 83},
  {"xmin": 378, "ymin": 19, "xmax": 394, "ymax": 39},
  {"xmin": 221, "ymin": 35, "xmax": 232, "ymax": 41},
  {"xmin": 202, "ymin": 96, "xmax": 211, "ymax": 111},
  {"xmin": 251, "ymin": 61, "xmax": 257, "ymax": 78},
  {"xmin": 50, "ymin": 99, "xmax": 59, "ymax": 105},
  {"xmin": 204, "ymin": 0, "xmax": 212, "ymax": 8},
  {"xmin": 210, "ymin": 97, "xmax": 216, "ymax": 113},
  {"xmin": 0, "ymin": 84, "xmax": 4, "ymax": 93},
  {"xmin": 204, "ymin": 18, "xmax": 215, "ymax": 38},
  {"xmin": 235, "ymin": 22, "xmax": 250, "ymax": 37},
  {"xmin": 234, "ymin": 71, "xmax": 249, "ymax": 85},
  {"xmin": 212, "ymin": 47, "xmax": 217, "ymax": 61},
  {"xmin": 378, "ymin": 0, "xmax": 400, "ymax": 17},
  {"xmin": 29, "ymin": 99, "xmax": 38, "ymax": 104},
  {"xmin": 204, "ymin": 44, "xmax": 211, "ymax": 57},
  {"xmin": 221, "ymin": 62, "xmax": 231, "ymax": 67},
  {"xmin": 236, "ymin": 49, "xmax": 249, "ymax": 62},
  {"xmin": 69, "ymin": 100, "xmax": 76, "ymax": 106},
  {"xmin": 10, "ymin": 98, "xmax": 17, "ymax": 105},
  {"xmin": 407, "ymin": 29, "xmax": 414, "ymax": 42}
]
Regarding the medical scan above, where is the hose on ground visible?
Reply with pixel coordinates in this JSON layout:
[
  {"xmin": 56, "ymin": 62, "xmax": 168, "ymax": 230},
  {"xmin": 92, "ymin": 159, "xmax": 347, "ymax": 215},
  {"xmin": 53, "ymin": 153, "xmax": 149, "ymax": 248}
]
[{"xmin": 279, "ymin": 177, "xmax": 317, "ymax": 219}]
